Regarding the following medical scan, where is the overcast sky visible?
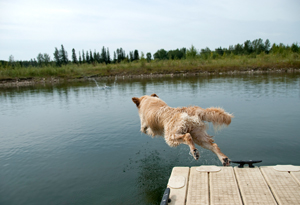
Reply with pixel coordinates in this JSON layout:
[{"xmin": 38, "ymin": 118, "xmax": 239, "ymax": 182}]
[{"xmin": 0, "ymin": 0, "xmax": 299, "ymax": 61}]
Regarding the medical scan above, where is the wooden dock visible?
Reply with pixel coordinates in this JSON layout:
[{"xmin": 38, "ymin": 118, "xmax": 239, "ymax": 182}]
[{"xmin": 165, "ymin": 165, "xmax": 300, "ymax": 205}]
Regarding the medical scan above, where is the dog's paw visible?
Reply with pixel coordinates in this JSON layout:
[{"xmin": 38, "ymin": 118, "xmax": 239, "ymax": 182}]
[
  {"xmin": 193, "ymin": 149, "xmax": 200, "ymax": 160},
  {"xmin": 222, "ymin": 158, "xmax": 230, "ymax": 166},
  {"xmin": 141, "ymin": 126, "xmax": 148, "ymax": 134}
]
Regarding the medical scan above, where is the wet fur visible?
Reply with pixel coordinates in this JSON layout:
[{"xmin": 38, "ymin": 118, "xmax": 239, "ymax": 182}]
[{"xmin": 132, "ymin": 93, "xmax": 233, "ymax": 166}]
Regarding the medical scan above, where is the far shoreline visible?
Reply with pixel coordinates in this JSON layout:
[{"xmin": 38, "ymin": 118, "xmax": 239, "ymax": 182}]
[{"xmin": 1, "ymin": 67, "xmax": 299, "ymax": 88}]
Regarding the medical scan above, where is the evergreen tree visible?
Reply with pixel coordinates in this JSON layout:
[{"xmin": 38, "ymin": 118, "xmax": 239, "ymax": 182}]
[
  {"xmin": 30, "ymin": 58, "xmax": 34, "ymax": 67},
  {"xmin": 116, "ymin": 48, "xmax": 125, "ymax": 62},
  {"xmin": 129, "ymin": 51, "xmax": 134, "ymax": 62},
  {"xmin": 291, "ymin": 43, "xmax": 299, "ymax": 53},
  {"xmin": 180, "ymin": 48, "xmax": 187, "ymax": 59},
  {"xmin": 106, "ymin": 48, "xmax": 111, "ymax": 64},
  {"xmin": 72, "ymin": 48, "xmax": 78, "ymax": 64},
  {"xmin": 60, "ymin": 44, "xmax": 68, "ymax": 65},
  {"xmin": 264, "ymin": 39, "xmax": 271, "ymax": 53},
  {"xmin": 134, "ymin": 49, "xmax": 139, "ymax": 60},
  {"xmin": 96, "ymin": 52, "xmax": 101, "ymax": 63},
  {"xmin": 117, "ymin": 48, "xmax": 122, "ymax": 63},
  {"xmin": 79, "ymin": 51, "xmax": 82, "ymax": 64},
  {"xmin": 146, "ymin": 52, "xmax": 152, "ymax": 62},
  {"xmin": 123, "ymin": 49, "xmax": 126, "ymax": 61},
  {"xmin": 90, "ymin": 50, "xmax": 94, "ymax": 63},
  {"xmin": 101, "ymin": 46, "xmax": 106, "ymax": 63},
  {"xmin": 82, "ymin": 50, "xmax": 86, "ymax": 63},
  {"xmin": 243, "ymin": 40, "xmax": 252, "ymax": 54},
  {"xmin": 54, "ymin": 47, "xmax": 61, "ymax": 66},
  {"xmin": 93, "ymin": 50, "xmax": 97, "ymax": 62},
  {"xmin": 33, "ymin": 58, "xmax": 38, "ymax": 67},
  {"xmin": 113, "ymin": 51, "xmax": 117, "ymax": 63},
  {"xmin": 116, "ymin": 49, "xmax": 120, "ymax": 62},
  {"xmin": 86, "ymin": 51, "xmax": 90, "ymax": 63}
]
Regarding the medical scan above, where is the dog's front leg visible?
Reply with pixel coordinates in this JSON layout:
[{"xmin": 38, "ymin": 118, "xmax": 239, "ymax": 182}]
[
  {"xmin": 174, "ymin": 133, "xmax": 200, "ymax": 160},
  {"xmin": 199, "ymin": 139, "xmax": 230, "ymax": 166},
  {"xmin": 139, "ymin": 114, "xmax": 148, "ymax": 134},
  {"xmin": 141, "ymin": 125, "xmax": 156, "ymax": 136},
  {"xmin": 141, "ymin": 125, "xmax": 148, "ymax": 134},
  {"xmin": 140, "ymin": 120, "xmax": 152, "ymax": 135}
]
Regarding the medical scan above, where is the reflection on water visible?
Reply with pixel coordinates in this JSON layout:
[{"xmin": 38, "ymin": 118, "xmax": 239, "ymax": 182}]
[
  {"xmin": 136, "ymin": 150, "xmax": 175, "ymax": 204},
  {"xmin": 0, "ymin": 73, "xmax": 300, "ymax": 204},
  {"xmin": 123, "ymin": 142, "xmax": 223, "ymax": 204}
]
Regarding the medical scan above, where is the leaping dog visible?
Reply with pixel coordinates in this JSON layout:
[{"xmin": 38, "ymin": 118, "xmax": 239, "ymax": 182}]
[{"xmin": 132, "ymin": 93, "xmax": 233, "ymax": 166}]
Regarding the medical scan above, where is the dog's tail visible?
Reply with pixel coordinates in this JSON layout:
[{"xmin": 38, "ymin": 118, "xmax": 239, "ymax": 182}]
[{"xmin": 198, "ymin": 107, "xmax": 233, "ymax": 129}]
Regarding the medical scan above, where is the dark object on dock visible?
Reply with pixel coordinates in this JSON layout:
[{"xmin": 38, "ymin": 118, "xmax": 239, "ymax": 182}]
[
  {"xmin": 231, "ymin": 160, "xmax": 262, "ymax": 168},
  {"xmin": 160, "ymin": 187, "xmax": 171, "ymax": 205}
]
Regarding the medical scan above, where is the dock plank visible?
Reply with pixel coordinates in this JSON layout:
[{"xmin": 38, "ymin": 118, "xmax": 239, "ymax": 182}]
[
  {"xmin": 210, "ymin": 167, "xmax": 242, "ymax": 205},
  {"xmin": 261, "ymin": 166, "xmax": 300, "ymax": 205},
  {"xmin": 291, "ymin": 169, "xmax": 300, "ymax": 186},
  {"xmin": 186, "ymin": 167, "xmax": 209, "ymax": 205},
  {"xmin": 234, "ymin": 167, "xmax": 277, "ymax": 205},
  {"xmin": 167, "ymin": 167, "xmax": 190, "ymax": 205}
]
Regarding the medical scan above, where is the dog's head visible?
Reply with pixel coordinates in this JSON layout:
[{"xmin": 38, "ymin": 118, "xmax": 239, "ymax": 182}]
[{"xmin": 132, "ymin": 93, "xmax": 159, "ymax": 108}]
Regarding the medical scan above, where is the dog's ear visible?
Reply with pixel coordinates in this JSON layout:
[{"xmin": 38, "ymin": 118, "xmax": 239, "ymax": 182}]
[
  {"xmin": 151, "ymin": 93, "xmax": 159, "ymax": 98},
  {"xmin": 132, "ymin": 97, "xmax": 140, "ymax": 107}
]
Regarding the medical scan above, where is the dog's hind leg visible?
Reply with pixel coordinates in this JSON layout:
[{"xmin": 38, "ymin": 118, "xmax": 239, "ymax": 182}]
[{"xmin": 173, "ymin": 133, "xmax": 200, "ymax": 160}]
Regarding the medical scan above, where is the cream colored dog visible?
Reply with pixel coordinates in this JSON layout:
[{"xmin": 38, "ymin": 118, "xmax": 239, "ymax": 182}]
[{"xmin": 132, "ymin": 93, "xmax": 233, "ymax": 166}]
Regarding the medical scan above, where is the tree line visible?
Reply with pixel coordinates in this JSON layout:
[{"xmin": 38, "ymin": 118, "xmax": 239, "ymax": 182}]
[
  {"xmin": 47, "ymin": 45, "xmax": 147, "ymax": 67},
  {"xmin": 1, "ymin": 38, "xmax": 299, "ymax": 69}
]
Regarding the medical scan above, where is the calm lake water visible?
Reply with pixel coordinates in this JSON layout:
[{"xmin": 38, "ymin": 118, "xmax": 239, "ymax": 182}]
[{"xmin": 1, "ymin": 73, "xmax": 300, "ymax": 204}]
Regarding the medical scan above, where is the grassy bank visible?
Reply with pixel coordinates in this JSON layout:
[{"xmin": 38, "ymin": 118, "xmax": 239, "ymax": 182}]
[{"xmin": 1, "ymin": 52, "xmax": 300, "ymax": 81}]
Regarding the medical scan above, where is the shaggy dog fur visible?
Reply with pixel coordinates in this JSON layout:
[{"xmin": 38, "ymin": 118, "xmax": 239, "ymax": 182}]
[{"xmin": 132, "ymin": 93, "xmax": 233, "ymax": 166}]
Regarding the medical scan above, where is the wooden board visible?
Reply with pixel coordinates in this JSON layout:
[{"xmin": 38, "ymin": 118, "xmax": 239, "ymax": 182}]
[
  {"xmin": 186, "ymin": 167, "xmax": 209, "ymax": 205},
  {"xmin": 167, "ymin": 167, "xmax": 190, "ymax": 205},
  {"xmin": 234, "ymin": 167, "xmax": 276, "ymax": 205},
  {"xmin": 210, "ymin": 167, "xmax": 242, "ymax": 205},
  {"xmin": 261, "ymin": 166, "xmax": 300, "ymax": 205},
  {"xmin": 291, "ymin": 169, "xmax": 300, "ymax": 186}
]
